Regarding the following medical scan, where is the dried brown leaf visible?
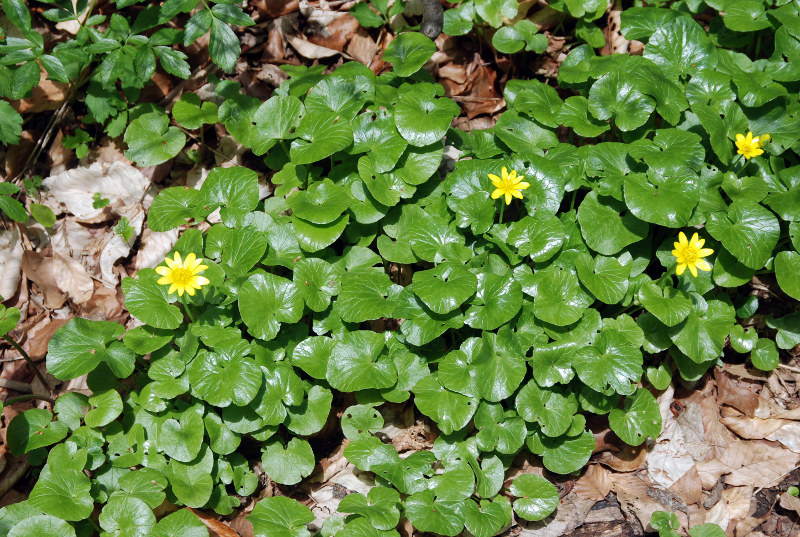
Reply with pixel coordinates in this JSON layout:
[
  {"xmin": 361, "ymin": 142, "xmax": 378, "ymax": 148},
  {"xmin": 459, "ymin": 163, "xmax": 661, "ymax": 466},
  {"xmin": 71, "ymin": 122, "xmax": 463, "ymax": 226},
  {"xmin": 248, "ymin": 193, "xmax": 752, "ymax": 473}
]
[{"xmin": 573, "ymin": 465, "xmax": 612, "ymax": 501}]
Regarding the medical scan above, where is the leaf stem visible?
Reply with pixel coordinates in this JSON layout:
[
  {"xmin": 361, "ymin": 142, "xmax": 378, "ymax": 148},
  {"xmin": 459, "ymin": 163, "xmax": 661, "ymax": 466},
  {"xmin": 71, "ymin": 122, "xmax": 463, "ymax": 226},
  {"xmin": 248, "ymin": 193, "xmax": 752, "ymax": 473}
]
[
  {"xmin": 4, "ymin": 394, "xmax": 55, "ymax": 405},
  {"xmin": 498, "ymin": 202, "xmax": 505, "ymax": 224},
  {"xmin": 2, "ymin": 335, "xmax": 49, "ymax": 394}
]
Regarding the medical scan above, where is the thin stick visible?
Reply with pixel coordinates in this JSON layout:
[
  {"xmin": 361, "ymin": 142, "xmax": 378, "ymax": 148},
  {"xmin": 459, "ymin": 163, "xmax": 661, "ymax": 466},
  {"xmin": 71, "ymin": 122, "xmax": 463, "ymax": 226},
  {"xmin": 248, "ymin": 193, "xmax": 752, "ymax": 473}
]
[
  {"xmin": 2, "ymin": 335, "xmax": 49, "ymax": 394},
  {"xmin": 4, "ymin": 394, "xmax": 55, "ymax": 405},
  {"xmin": 777, "ymin": 364, "xmax": 800, "ymax": 374}
]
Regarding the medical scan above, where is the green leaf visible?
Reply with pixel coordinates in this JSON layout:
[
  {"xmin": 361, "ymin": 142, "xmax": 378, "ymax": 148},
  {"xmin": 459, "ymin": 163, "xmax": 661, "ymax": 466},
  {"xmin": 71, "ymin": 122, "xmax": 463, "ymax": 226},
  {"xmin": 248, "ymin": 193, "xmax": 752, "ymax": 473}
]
[
  {"xmin": 285, "ymin": 384, "xmax": 333, "ymax": 435},
  {"xmin": 573, "ymin": 329, "xmax": 643, "ymax": 396},
  {"xmin": 124, "ymin": 111, "xmax": 185, "ymax": 166},
  {"xmin": 638, "ymin": 283, "xmax": 693, "ymax": 327},
  {"xmin": 252, "ymin": 95, "xmax": 304, "ymax": 155},
  {"xmin": 118, "ymin": 468, "xmax": 167, "ymax": 509},
  {"xmin": 623, "ymin": 173, "xmax": 699, "ymax": 228},
  {"xmin": 668, "ymin": 298, "xmax": 735, "ymax": 364},
  {"xmin": 335, "ymin": 270, "xmax": 401, "ymax": 323},
  {"xmin": 147, "ymin": 187, "xmax": 200, "ymax": 231},
  {"xmin": 160, "ymin": 409, "xmax": 204, "ymax": 462},
  {"xmin": 2, "ymin": 0, "xmax": 31, "ymax": 32},
  {"xmin": 99, "ymin": 495, "xmax": 156, "ymax": 537},
  {"xmin": 240, "ymin": 273, "xmax": 304, "ymax": 341},
  {"xmin": 327, "ymin": 330, "xmax": 397, "ymax": 391},
  {"xmin": 304, "ymin": 74, "xmax": 373, "ymax": 121},
  {"xmin": 209, "ymin": 17, "xmax": 239, "ymax": 72},
  {"xmin": 775, "ymin": 251, "xmax": 800, "ymax": 300},
  {"xmin": 85, "ymin": 389, "xmax": 123, "ymax": 427},
  {"xmin": 494, "ymin": 111, "xmax": 559, "ymax": 155},
  {"xmin": 464, "ymin": 271, "xmax": 523, "ymax": 330},
  {"xmin": 510, "ymin": 474, "xmax": 558, "ymax": 522},
  {"xmin": 475, "ymin": 0, "xmax": 518, "ymax": 27},
  {"xmin": 395, "ymin": 85, "xmax": 460, "ymax": 147},
  {"xmin": 608, "ymin": 388, "xmax": 662, "ymax": 446},
  {"xmin": 168, "ymin": 446, "xmax": 214, "ymax": 507},
  {"xmin": 557, "ymin": 96, "xmax": 610, "ymax": 137},
  {"xmin": 620, "ymin": 7, "xmax": 686, "ymax": 41},
  {"xmin": 413, "ymin": 375, "xmax": 477, "ymax": 434},
  {"xmin": 516, "ymin": 378, "xmax": 578, "ymax": 438},
  {"xmin": 199, "ymin": 166, "xmax": 259, "ymax": 212},
  {"xmin": 338, "ymin": 487, "xmax": 400, "ymax": 530},
  {"xmin": 261, "ymin": 438, "xmax": 315, "ymax": 485},
  {"xmin": 383, "ymin": 32, "xmax": 436, "ymax": 77},
  {"xmin": 539, "ymin": 430, "xmax": 596, "ymax": 474},
  {"xmin": 729, "ymin": 324, "xmax": 758, "ymax": 353},
  {"xmin": 463, "ymin": 497, "xmax": 512, "ymax": 537},
  {"xmin": 188, "ymin": 348, "xmax": 262, "ymax": 407},
  {"xmin": 404, "ymin": 490, "xmax": 465, "ymax": 537},
  {"xmin": 526, "ymin": 268, "xmax": 593, "ymax": 327},
  {"xmin": 351, "ymin": 110, "xmax": 409, "ymax": 173},
  {"xmin": 588, "ymin": 70, "xmax": 655, "ymax": 131},
  {"xmin": 706, "ymin": 201, "xmax": 780, "ymax": 269},
  {"xmin": 46, "ymin": 318, "xmax": 127, "ymax": 380},
  {"xmin": 248, "ymin": 496, "xmax": 314, "ymax": 537},
  {"xmin": 29, "ymin": 203, "xmax": 56, "ymax": 227},
  {"xmin": 0, "ymin": 305, "xmax": 20, "ymax": 337},
  {"xmin": 154, "ymin": 509, "xmax": 209, "ymax": 537},
  {"xmin": 0, "ymin": 101, "xmax": 23, "ymax": 145},
  {"xmin": 7, "ymin": 409, "xmax": 68, "ymax": 455},
  {"xmin": 290, "ymin": 111, "xmax": 353, "ymax": 164},
  {"xmin": 172, "ymin": 93, "xmax": 218, "ymax": 129},
  {"xmin": 575, "ymin": 253, "xmax": 630, "ymax": 304},
  {"xmin": 293, "ymin": 258, "xmax": 341, "ymax": 313},
  {"xmin": 122, "ymin": 269, "xmax": 184, "ymax": 330},
  {"xmin": 508, "ymin": 216, "xmax": 565, "ymax": 261},
  {"xmin": 8, "ymin": 515, "xmax": 75, "ymax": 537},
  {"xmin": 0, "ymin": 193, "xmax": 26, "ymax": 222},
  {"xmin": 287, "ymin": 179, "xmax": 350, "ymax": 224},
  {"xmin": 689, "ymin": 524, "xmax": 727, "ymax": 537},
  {"xmin": 643, "ymin": 17, "xmax": 717, "ymax": 78},
  {"xmin": 350, "ymin": 1, "xmax": 384, "ymax": 28},
  {"xmin": 292, "ymin": 213, "xmax": 349, "ymax": 252},
  {"xmin": 751, "ymin": 338, "xmax": 779, "ymax": 371},
  {"xmin": 341, "ymin": 404, "xmax": 384, "ymax": 440},
  {"xmin": 412, "ymin": 263, "xmax": 477, "ymax": 314},
  {"xmin": 578, "ymin": 191, "xmax": 649, "ymax": 255},
  {"xmin": 723, "ymin": 1, "xmax": 770, "ymax": 31},
  {"xmin": 291, "ymin": 336, "xmax": 334, "ymax": 379},
  {"xmin": 29, "ymin": 466, "xmax": 92, "ymax": 521}
]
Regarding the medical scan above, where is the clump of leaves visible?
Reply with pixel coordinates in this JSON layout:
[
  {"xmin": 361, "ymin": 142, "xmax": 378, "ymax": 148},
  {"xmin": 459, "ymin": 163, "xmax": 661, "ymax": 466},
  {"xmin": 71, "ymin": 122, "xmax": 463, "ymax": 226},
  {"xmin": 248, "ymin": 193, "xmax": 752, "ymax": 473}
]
[{"xmin": 5, "ymin": 1, "xmax": 800, "ymax": 535}]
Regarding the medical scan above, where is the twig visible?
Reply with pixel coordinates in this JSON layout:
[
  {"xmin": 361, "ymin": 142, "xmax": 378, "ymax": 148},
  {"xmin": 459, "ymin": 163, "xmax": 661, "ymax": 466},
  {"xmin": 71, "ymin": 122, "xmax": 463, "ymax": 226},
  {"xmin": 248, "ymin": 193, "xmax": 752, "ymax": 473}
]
[
  {"xmin": 448, "ymin": 96, "xmax": 504, "ymax": 102},
  {"xmin": 777, "ymin": 364, "xmax": 800, "ymax": 374},
  {"xmin": 0, "ymin": 378, "xmax": 31, "ymax": 393},
  {"xmin": 2, "ymin": 335, "xmax": 50, "ymax": 395},
  {"xmin": 4, "ymin": 393, "xmax": 55, "ymax": 405}
]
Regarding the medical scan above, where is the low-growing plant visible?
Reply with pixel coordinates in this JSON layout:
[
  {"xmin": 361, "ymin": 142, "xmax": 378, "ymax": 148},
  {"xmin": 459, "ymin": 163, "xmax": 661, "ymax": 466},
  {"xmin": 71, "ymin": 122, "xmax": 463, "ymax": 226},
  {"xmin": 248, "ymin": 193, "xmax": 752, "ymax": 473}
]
[{"xmin": 3, "ymin": 0, "xmax": 800, "ymax": 535}]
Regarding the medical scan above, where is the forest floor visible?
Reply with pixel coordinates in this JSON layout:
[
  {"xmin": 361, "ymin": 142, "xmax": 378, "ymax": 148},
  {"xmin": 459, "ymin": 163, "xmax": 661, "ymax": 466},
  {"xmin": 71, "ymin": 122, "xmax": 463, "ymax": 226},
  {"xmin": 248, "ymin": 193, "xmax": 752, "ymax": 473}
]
[{"xmin": 1, "ymin": 1, "xmax": 800, "ymax": 536}]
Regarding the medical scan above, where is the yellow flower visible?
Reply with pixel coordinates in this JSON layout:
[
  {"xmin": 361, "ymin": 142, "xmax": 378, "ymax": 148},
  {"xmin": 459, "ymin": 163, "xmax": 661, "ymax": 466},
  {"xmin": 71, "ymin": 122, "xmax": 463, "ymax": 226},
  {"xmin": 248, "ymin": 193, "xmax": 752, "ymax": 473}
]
[
  {"xmin": 672, "ymin": 232, "xmax": 714, "ymax": 278},
  {"xmin": 489, "ymin": 167, "xmax": 530, "ymax": 205},
  {"xmin": 155, "ymin": 252, "xmax": 210, "ymax": 297},
  {"xmin": 735, "ymin": 131, "xmax": 769, "ymax": 159}
]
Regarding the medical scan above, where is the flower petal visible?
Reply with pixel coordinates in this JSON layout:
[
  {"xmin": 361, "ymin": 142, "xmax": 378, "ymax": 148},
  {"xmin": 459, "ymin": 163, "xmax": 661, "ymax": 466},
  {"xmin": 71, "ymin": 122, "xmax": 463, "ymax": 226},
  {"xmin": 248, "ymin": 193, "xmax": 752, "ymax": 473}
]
[
  {"xmin": 157, "ymin": 276, "xmax": 172, "ymax": 285},
  {"xmin": 696, "ymin": 259, "xmax": 711, "ymax": 272},
  {"xmin": 505, "ymin": 192, "xmax": 512, "ymax": 205},
  {"xmin": 517, "ymin": 181, "xmax": 530, "ymax": 190},
  {"xmin": 736, "ymin": 133, "xmax": 745, "ymax": 143},
  {"xmin": 698, "ymin": 248, "xmax": 714, "ymax": 257},
  {"xmin": 689, "ymin": 232, "xmax": 699, "ymax": 247},
  {"xmin": 155, "ymin": 266, "xmax": 171, "ymax": 276},
  {"xmin": 688, "ymin": 264, "xmax": 698, "ymax": 278},
  {"xmin": 185, "ymin": 252, "xmax": 196, "ymax": 268},
  {"xmin": 676, "ymin": 264, "xmax": 686, "ymax": 276},
  {"xmin": 195, "ymin": 276, "xmax": 210, "ymax": 286},
  {"xmin": 491, "ymin": 189, "xmax": 503, "ymax": 200},
  {"xmin": 511, "ymin": 189, "xmax": 523, "ymax": 199},
  {"xmin": 193, "ymin": 264, "xmax": 209, "ymax": 274},
  {"xmin": 488, "ymin": 174, "xmax": 501, "ymax": 183},
  {"xmin": 168, "ymin": 283, "xmax": 178, "ymax": 294},
  {"xmin": 501, "ymin": 167, "xmax": 509, "ymax": 180},
  {"xmin": 678, "ymin": 232, "xmax": 688, "ymax": 246}
]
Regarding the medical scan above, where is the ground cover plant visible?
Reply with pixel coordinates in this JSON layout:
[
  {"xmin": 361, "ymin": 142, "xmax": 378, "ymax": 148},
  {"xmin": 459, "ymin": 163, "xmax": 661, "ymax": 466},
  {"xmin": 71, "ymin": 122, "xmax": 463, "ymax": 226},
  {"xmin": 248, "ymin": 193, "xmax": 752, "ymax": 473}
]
[{"xmin": 0, "ymin": 0, "xmax": 800, "ymax": 536}]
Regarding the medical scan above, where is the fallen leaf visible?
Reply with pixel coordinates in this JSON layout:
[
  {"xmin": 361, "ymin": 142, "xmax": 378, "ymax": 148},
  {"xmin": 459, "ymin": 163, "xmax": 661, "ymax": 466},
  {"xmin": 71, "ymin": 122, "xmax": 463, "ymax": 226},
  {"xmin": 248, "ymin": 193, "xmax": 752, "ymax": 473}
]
[
  {"xmin": 0, "ymin": 228, "xmax": 23, "ymax": 300},
  {"xmin": 286, "ymin": 34, "xmax": 342, "ymax": 60},
  {"xmin": 612, "ymin": 474, "xmax": 688, "ymax": 533},
  {"xmin": 22, "ymin": 252, "xmax": 66, "ymax": 309},
  {"xmin": 346, "ymin": 27, "xmax": 376, "ymax": 66},
  {"xmin": 573, "ymin": 464, "xmax": 612, "ymax": 501},
  {"xmin": 187, "ymin": 508, "xmax": 241, "ymax": 537},
  {"xmin": 697, "ymin": 440, "xmax": 800, "ymax": 489},
  {"xmin": 722, "ymin": 415, "xmax": 800, "ymax": 453},
  {"xmin": 596, "ymin": 442, "xmax": 648, "ymax": 472},
  {"xmin": 52, "ymin": 253, "xmax": 94, "ymax": 304},
  {"xmin": 308, "ymin": 14, "xmax": 360, "ymax": 52},
  {"xmin": 714, "ymin": 368, "xmax": 763, "ymax": 416},
  {"xmin": 134, "ymin": 228, "xmax": 180, "ymax": 272},
  {"xmin": 779, "ymin": 492, "xmax": 800, "ymax": 516},
  {"xmin": 700, "ymin": 397, "xmax": 735, "ymax": 460},
  {"xmin": 516, "ymin": 492, "xmax": 594, "ymax": 537},
  {"xmin": 42, "ymin": 161, "xmax": 151, "ymax": 223}
]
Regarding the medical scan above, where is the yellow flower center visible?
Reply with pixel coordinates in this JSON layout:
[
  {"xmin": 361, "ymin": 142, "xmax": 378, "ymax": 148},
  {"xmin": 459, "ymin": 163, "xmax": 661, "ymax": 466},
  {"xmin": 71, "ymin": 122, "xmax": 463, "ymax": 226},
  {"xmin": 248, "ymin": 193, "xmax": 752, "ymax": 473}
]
[{"xmin": 171, "ymin": 267, "xmax": 194, "ymax": 286}]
